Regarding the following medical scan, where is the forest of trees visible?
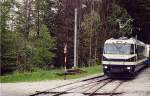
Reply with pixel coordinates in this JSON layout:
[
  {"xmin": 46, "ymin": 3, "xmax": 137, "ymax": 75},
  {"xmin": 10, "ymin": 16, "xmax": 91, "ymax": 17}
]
[{"xmin": 1, "ymin": 0, "xmax": 132, "ymax": 75}]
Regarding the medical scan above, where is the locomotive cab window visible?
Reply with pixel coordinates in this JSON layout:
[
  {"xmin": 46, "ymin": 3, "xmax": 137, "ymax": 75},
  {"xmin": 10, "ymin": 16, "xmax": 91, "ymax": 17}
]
[{"xmin": 104, "ymin": 44, "xmax": 134, "ymax": 55}]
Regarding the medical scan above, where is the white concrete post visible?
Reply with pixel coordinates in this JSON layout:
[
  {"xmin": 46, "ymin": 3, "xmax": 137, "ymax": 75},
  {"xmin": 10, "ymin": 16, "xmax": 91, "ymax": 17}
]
[{"xmin": 74, "ymin": 8, "xmax": 77, "ymax": 68}]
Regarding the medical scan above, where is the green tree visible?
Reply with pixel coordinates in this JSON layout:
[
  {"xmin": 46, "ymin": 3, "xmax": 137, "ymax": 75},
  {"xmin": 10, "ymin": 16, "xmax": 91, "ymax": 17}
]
[
  {"xmin": 31, "ymin": 25, "xmax": 55, "ymax": 69},
  {"xmin": 0, "ymin": 0, "xmax": 21, "ymax": 74},
  {"xmin": 1, "ymin": 31, "xmax": 21, "ymax": 74},
  {"xmin": 1, "ymin": 0, "xmax": 56, "ymax": 74},
  {"xmin": 108, "ymin": 2, "xmax": 132, "ymax": 37},
  {"xmin": 81, "ymin": 10, "xmax": 100, "ymax": 66}
]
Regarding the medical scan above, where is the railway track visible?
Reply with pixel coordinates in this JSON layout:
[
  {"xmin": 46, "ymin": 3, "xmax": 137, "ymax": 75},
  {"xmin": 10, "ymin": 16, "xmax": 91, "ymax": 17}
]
[
  {"xmin": 88, "ymin": 79, "xmax": 125, "ymax": 96},
  {"xmin": 30, "ymin": 75, "xmax": 126, "ymax": 96}
]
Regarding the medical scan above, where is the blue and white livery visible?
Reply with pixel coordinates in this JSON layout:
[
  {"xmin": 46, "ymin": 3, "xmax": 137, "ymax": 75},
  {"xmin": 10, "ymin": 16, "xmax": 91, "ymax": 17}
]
[{"xmin": 102, "ymin": 37, "xmax": 147, "ymax": 77}]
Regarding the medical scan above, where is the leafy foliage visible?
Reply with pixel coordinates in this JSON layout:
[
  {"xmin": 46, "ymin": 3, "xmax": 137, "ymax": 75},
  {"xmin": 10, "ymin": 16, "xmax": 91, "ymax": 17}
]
[
  {"xmin": 1, "ymin": 0, "xmax": 56, "ymax": 75},
  {"xmin": 108, "ymin": 2, "xmax": 132, "ymax": 37},
  {"xmin": 81, "ymin": 10, "xmax": 101, "ymax": 66},
  {"xmin": 1, "ymin": 0, "xmax": 20, "ymax": 74},
  {"xmin": 31, "ymin": 25, "xmax": 55, "ymax": 69},
  {"xmin": 1, "ymin": 30, "xmax": 21, "ymax": 74},
  {"xmin": 81, "ymin": 10, "xmax": 100, "ymax": 41}
]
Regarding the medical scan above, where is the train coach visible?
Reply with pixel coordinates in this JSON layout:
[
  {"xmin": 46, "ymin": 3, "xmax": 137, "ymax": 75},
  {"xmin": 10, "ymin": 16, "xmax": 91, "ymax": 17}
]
[
  {"xmin": 102, "ymin": 37, "xmax": 148, "ymax": 78},
  {"xmin": 144, "ymin": 45, "xmax": 150, "ymax": 66}
]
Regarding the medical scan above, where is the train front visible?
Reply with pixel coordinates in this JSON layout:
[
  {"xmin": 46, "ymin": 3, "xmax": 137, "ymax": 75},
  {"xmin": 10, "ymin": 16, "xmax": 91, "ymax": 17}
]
[{"xmin": 102, "ymin": 39, "xmax": 136, "ymax": 78}]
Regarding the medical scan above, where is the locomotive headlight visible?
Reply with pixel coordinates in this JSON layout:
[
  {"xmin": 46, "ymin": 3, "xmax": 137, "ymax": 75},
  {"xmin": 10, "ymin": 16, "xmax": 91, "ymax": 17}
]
[
  {"xmin": 127, "ymin": 66, "xmax": 131, "ymax": 70},
  {"xmin": 104, "ymin": 66, "xmax": 108, "ymax": 69}
]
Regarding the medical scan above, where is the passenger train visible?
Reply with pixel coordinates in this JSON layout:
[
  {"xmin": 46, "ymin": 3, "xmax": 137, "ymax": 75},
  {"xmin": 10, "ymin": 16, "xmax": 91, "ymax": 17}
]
[{"xmin": 102, "ymin": 37, "xmax": 148, "ymax": 78}]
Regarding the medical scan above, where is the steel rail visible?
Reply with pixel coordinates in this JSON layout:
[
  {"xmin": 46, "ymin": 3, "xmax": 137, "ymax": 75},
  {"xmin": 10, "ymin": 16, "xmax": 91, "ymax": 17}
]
[
  {"xmin": 81, "ymin": 78, "xmax": 111, "ymax": 93},
  {"xmin": 109, "ymin": 80, "xmax": 125, "ymax": 96},
  {"xmin": 30, "ymin": 75, "xmax": 105, "ymax": 96},
  {"xmin": 64, "ymin": 78, "xmax": 110, "ymax": 92},
  {"xmin": 88, "ymin": 80, "xmax": 125, "ymax": 96},
  {"xmin": 40, "ymin": 91, "xmax": 123, "ymax": 95},
  {"xmin": 51, "ymin": 77, "xmax": 110, "ymax": 96},
  {"xmin": 88, "ymin": 79, "xmax": 113, "ymax": 96}
]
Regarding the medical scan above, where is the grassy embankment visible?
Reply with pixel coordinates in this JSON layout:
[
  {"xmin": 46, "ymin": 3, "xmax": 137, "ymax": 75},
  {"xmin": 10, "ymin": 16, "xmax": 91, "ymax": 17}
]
[{"xmin": 0, "ymin": 65, "xmax": 103, "ymax": 83}]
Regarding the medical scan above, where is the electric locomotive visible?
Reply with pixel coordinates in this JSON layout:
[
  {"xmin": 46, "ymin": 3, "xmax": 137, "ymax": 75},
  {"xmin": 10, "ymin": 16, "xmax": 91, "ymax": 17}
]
[{"xmin": 102, "ymin": 37, "xmax": 147, "ymax": 77}]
